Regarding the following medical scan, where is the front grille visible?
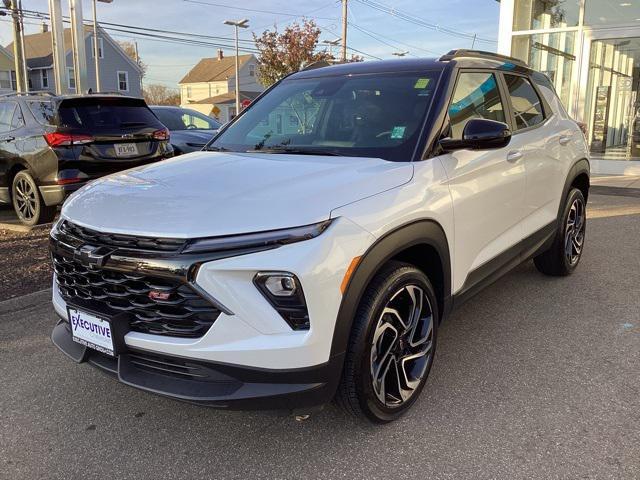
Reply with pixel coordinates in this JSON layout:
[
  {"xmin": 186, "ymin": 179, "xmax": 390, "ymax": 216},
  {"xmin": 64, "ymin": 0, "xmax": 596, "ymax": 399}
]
[
  {"xmin": 53, "ymin": 253, "xmax": 220, "ymax": 338},
  {"xmin": 59, "ymin": 220, "xmax": 186, "ymax": 253}
]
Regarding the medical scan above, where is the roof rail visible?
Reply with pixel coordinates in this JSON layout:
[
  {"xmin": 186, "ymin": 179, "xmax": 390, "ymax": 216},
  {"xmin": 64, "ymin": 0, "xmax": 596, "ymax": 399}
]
[
  {"xmin": 439, "ymin": 49, "xmax": 528, "ymax": 68},
  {"xmin": 300, "ymin": 60, "xmax": 336, "ymax": 71}
]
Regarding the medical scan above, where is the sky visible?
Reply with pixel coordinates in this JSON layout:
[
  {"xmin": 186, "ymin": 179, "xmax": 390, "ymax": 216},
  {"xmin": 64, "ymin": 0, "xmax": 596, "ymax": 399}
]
[{"xmin": 0, "ymin": 0, "xmax": 501, "ymax": 91}]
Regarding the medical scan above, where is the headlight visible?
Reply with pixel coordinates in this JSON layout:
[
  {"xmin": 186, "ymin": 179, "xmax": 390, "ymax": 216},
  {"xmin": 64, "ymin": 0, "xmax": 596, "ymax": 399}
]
[
  {"xmin": 182, "ymin": 220, "xmax": 332, "ymax": 254},
  {"xmin": 254, "ymin": 272, "xmax": 309, "ymax": 330}
]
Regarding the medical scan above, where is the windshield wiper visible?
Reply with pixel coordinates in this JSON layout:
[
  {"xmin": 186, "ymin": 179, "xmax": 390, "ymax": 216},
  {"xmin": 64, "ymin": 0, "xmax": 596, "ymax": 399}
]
[
  {"xmin": 204, "ymin": 145, "xmax": 230, "ymax": 152},
  {"xmin": 120, "ymin": 121, "xmax": 147, "ymax": 128},
  {"xmin": 246, "ymin": 147, "xmax": 342, "ymax": 156}
]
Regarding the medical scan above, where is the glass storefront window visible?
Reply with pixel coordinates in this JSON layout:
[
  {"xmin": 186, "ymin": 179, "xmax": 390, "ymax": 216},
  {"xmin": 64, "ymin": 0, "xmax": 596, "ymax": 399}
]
[
  {"xmin": 585, "ymin": 0, "xmax": 640, "ymax": 26},
  {"xmin": 513, "ymin": 0, "xmax": 581, "ymax": 31},
  {"xmin": 511, "ymin": 31, "xmax": 577, "ymax": 108}
]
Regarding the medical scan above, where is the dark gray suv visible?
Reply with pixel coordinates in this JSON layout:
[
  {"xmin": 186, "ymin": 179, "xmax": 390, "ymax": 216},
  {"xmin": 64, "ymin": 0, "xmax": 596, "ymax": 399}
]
[{"xmin": 0, "ymin": 92, "xmax": 173, "ymax": 225}]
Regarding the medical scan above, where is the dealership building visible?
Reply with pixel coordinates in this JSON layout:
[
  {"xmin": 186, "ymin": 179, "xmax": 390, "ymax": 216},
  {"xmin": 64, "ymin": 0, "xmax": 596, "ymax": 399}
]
[{"xmin": 497, "ymin": 0, "xmax": 640, "ymax": 173}]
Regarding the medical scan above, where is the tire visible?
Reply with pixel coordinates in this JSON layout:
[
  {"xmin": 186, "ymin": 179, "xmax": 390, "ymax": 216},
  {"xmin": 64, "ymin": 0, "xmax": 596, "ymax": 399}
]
[
  {"xmin": 336, "ymin": 261, "xmax": 439, "ymax": 423},
  {"xmin": 534, "ymin": 187, "xmax": 586, "ymax": 276},
  {"xmin": 11, "ymin": 170, "xmax": 57, "ymax": 226}
]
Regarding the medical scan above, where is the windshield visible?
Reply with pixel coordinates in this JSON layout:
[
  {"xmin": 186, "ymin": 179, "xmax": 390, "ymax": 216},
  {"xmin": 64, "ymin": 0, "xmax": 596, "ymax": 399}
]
[
  {"xmin": 209, "ymin": 71, "xmax": 441, "ymax": 161},
  {"xmin": 153, "ymin": 107, "xmax": 221, "ymax": 131}
]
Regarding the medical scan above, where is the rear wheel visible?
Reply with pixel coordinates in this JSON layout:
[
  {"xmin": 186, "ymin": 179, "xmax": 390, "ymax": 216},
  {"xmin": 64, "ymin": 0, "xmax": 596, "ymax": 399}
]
[
  {"xmin": 534, "ymin": 187, "xmax": 586, "ymax": 276},
  {"xmin": 336, "ymin": 261, "xmax": 438, "ymax": 423},
  {"xmin": 11, "ymin": 171, "xmax": 56, "ymax": 226}
]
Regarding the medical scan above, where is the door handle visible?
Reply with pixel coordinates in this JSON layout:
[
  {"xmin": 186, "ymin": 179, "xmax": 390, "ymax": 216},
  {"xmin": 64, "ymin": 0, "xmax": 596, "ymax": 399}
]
[
  {"xmin": 559, "ymin": 135, "xmax": 572, "ymax": 146},
  {"xmin": 506, "ymin": 150, "xmax": 523, "ymax": 162}
]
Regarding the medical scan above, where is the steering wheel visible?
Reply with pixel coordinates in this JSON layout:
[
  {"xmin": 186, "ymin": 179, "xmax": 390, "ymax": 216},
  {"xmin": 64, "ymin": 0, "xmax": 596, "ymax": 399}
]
[
  {"xmin": 186, "ymin": 123, "xmax": 198, "ymax": 130},
  {"xmin": 375, "ymin": 130, "xmax": 392, "ymax": 138}
]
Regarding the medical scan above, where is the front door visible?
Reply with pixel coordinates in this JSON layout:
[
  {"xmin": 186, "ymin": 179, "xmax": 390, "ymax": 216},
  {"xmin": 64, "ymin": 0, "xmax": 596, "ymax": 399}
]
[{"xmin": 439, "ymin": 70, "xmax": 527, "ymax": 293}]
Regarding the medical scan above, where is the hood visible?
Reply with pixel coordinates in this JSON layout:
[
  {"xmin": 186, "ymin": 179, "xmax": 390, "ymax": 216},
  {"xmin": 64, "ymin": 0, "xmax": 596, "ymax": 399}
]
[{"xmin": 62, "ymin": 151, "xmax": 413, "ymax": 238}]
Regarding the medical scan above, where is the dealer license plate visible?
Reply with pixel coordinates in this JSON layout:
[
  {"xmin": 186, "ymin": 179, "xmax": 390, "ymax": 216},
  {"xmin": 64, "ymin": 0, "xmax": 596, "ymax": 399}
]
[{"xmin": 68, "ymin": 307, "xmax": 115, "ymax": 356}]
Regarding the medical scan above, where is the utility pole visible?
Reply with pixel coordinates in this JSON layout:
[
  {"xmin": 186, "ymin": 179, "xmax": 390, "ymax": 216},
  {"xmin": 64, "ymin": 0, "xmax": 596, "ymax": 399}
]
[
  {"xmin": 134, "ymin": 40, "xmax": 143, "ymax": 94},
  {"xmin": 69, "ymin": 0, "xmax": 88, "ymax": 93},
  {"xmin": 7, "ymin": 0, "xmax": 27, "ymax": 92},
  {"xmin": 92, "ymin": 0, "xmax": 101, "ymax": 91},
  {"xmin": 341, "ymin": 0, "xmax": 348, "ymax": 62},
  {"xmin": 48, "ymin": 0, "xmax": 66, "ymax": 94},
  {"xmin": 224, "ymin": 18, "xmax": 249, "ymax": 117}
]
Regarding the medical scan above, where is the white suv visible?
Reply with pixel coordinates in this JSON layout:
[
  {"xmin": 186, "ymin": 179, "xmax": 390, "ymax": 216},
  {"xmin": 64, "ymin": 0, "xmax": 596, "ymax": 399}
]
[{"xmin": 50, "ymin": 50, "xmax": 590, "ymax": 423}]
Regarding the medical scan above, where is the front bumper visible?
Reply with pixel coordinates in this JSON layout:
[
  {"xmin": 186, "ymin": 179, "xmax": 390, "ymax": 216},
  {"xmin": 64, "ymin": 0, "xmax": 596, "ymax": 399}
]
[
  {"xmin": 50, "ymin": 216, "xmax": 375, "ymax": 409},
  {"xmin": 52, "ymin": 319, "xmax": 343, "ymax": 410}
]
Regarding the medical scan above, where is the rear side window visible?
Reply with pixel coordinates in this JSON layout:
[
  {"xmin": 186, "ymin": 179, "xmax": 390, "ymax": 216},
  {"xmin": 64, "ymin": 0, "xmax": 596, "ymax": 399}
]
[
  {"xmin": 504, "ymin": 75, "xmax": 545, "ymax": 130},
  {"xmin": 27, "ymin": 100, "xmax": 56, "ymax": 126},
  {"xmin": 449, "ymin": 72, "xmax": 506, "ymax": 139},
  {"xmin": 0, "ymin": 101, "xmax": 19, "ymax": 132},
  {"xmin": 58, "ymin": 98, "xmax": 161, "ymax": 131}
]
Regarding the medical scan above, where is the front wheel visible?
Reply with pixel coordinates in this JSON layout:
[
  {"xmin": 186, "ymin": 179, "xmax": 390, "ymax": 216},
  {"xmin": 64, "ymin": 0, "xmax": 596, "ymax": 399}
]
[
  {"xmin": 534, "ymin": 187, "xmax": 586, "ymax": 276},
  {"xmin": 336, "ymin": 261, "xmax": 438, "ymax": 423}
]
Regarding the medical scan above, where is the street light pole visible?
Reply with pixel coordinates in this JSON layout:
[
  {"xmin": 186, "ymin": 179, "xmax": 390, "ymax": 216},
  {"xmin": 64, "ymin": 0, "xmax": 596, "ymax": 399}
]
[
  {"xmin": 341, "ymin": 0, "xmax": 348, "ymax": 62},
  {"xmin": 224, "ymin": 18, "xmax": 249, "ymax": 117}
]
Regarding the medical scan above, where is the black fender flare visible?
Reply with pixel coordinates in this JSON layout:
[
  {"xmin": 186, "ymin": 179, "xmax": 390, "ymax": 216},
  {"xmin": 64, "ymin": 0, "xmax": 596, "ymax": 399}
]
[
  {"xmin": 329, "ymin": 219, "xmax": 451, "ymax": 358},
  {"xmin": 559, "ymin": 158, "xmax": 590, "ymax": 215}
]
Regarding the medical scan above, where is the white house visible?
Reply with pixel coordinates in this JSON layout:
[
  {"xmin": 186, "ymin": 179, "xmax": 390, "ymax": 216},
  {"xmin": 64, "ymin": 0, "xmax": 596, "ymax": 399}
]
[{"xmin": 179, "ymin": 50, "xmax": 264, "ymax": 123}]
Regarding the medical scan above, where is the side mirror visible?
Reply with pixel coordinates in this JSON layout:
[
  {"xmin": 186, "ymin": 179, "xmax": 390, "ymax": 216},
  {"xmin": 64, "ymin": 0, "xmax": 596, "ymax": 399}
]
[{"xmin": 439, "ymin": 118, "xmax": 512, "ymax": 151}]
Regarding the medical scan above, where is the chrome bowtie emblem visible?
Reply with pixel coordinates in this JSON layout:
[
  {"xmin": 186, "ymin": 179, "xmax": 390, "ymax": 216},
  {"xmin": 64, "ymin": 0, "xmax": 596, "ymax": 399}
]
[{"xmin": 73, "ymin": 245, "xmax": 112, "ymax": 269}]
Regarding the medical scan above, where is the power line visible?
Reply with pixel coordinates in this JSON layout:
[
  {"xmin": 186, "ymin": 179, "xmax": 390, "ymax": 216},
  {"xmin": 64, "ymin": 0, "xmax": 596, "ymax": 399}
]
[
  {"xmin": 348, "ymin": 22, "xmax": 439, "ymax": 56},
  {"xmin": 353, "ymin": 0, "xmax": 497, "ymax": 45},
  {"xmin": 182, "ymin": 0, "xmax": 336, "ymax": 21}
]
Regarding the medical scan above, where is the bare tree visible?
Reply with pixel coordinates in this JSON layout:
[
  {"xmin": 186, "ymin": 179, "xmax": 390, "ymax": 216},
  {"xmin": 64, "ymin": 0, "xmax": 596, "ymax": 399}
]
[{"xmin": 143, "ymin": 84, "xmax": 180, "ymax": 105}]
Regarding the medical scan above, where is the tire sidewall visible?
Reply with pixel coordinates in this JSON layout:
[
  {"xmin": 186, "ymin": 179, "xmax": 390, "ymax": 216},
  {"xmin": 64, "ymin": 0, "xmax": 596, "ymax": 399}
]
[
  {"xmin": 12, "ymin": 171, "xmax": 41, "ymax": 226},
  {"xmin": 559, "ymin": 188, "xmax": 586, "ymax": 273},
  {"xmin": 354, "ymin": 267, "xmax": 439, "ymax": 423}
]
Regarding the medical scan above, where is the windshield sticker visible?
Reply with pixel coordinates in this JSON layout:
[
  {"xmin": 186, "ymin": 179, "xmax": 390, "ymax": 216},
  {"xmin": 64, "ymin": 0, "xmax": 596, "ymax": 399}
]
[
  {"xmin": 391, "ymin": 126, "xmax": 407, "ymax": 139},
  {"xmin": 414, "ymin": 78, "xmax": 430, "ymax": 89}
]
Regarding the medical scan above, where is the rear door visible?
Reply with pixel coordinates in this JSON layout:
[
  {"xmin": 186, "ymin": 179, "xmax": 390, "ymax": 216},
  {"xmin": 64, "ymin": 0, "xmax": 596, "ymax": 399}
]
[
  {"xmin": 0, "ymin": 101, "xmax": 26, "ymax": 191},
  {"xmin": 500, "ymin": 73, "xmax": 566, "ymax": 236},
  {"xmin": 439, "ymin": 70, "xmax": 527, "ymax": 293},
  {"xmin": 56, "ymin": 97, "xmax": 171, "ymax": 178}
]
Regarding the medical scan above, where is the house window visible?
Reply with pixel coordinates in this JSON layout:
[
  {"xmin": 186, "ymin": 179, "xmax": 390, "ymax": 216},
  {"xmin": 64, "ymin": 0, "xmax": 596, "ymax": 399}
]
[
  {"xmin": 10, "ymin": 71, "xmax": 17, "ymax": 90},
  {"xmin": 41, "ymin": 69, "xmax": 49, "ymax": 89},
  {"xmin": 249, "ymin": 64, "xmax": 256, "ymax": 77},
  {"xmin": 67, "ymin": 67, "xmax": 76, "ymax": 90},
  {"xmin": 0, "ymin": 71, "xmax": 11, "ymax": 89},
  {"xmin": 91, "ymin": 36, "xmax": 104, "ymax": 59},
  {"xmin": 117, "ymin": 71, "xmax": 129, "ymax": 92},
  {"xmin": 186, "ymin": 86, "xmax": 192, "ymax": 98}
]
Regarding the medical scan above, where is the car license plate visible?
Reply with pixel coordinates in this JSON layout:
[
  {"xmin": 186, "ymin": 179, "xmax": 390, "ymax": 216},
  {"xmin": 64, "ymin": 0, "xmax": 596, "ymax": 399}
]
[
  {"xmin": 68, "ymin": 307, "xmax": 115, "ymax": 356},
  {"xmin": 114, "ymin": 142, "xmax": 139, "ymax": 157}
]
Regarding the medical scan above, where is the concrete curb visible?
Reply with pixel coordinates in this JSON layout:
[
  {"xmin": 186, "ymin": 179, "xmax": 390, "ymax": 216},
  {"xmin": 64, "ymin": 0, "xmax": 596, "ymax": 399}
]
[{"xmin": 0, "ymin": 288, "xmax": 52, "ymax": 316}]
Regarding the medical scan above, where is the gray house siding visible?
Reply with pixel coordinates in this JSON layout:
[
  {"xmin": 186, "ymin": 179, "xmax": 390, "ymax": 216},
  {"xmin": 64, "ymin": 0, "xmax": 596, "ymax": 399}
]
[{"xmin": 20, "ymin": 30, "xmax": 142, "ymax": 96}]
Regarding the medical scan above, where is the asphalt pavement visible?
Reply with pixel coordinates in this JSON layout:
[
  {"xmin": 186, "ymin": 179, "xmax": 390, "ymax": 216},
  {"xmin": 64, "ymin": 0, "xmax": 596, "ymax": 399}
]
[{"xmin": 1, "ymin": 193, "xmax": 639, "ymax": 480}]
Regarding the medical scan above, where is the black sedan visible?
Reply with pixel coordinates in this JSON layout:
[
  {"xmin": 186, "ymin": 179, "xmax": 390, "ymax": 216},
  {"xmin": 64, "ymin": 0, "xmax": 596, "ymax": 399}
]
[{"xmin": 151, "ymin": 106, "xmax": 221, "ymax": 155}]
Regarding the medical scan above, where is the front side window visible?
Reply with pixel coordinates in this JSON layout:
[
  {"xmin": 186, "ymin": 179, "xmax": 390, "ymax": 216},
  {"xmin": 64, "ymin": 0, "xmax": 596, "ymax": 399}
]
[
  {"xmin": 210, "ymin": 71, "xmax": 441, "ymax": 161},
  {"xmin": 448, "ymin": 72, "xmax": 505, "ymax": 139},
  {"xmin": 504, "ymin": 74, "xmax": 545, "ymax": 130},
  {"xmin": 117, "ymin": 71, "xmax": 129, "ymax": 92},
  {"xmin": 0, "ymin": 101, "xmax": 18, "ymax": 132},
  {"xmin": 11, "ymin": 103, "xmax": 24, "ymax": 129}
]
